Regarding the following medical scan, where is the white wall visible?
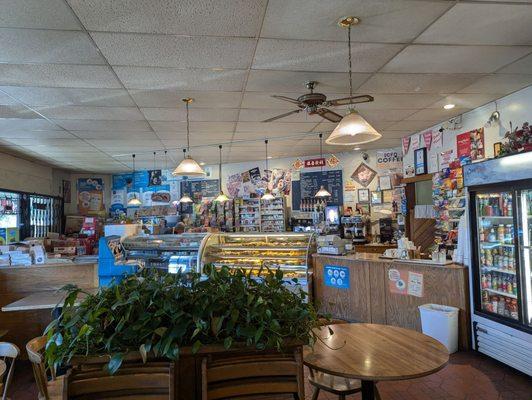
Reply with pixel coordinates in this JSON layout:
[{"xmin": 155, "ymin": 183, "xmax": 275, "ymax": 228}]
[
  {"xmin": 402, "ymin": 85, "xmax": 532, "ymax": 175},
  {"xmin": 0, "ymin": 151, "xmax": 54, "ymax": 195}
]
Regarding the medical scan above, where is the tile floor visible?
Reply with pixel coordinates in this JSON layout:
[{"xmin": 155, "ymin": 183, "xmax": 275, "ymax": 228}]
[{"xmin": 8, "ymin": 351, "xmax": 531, "ymax": 399}]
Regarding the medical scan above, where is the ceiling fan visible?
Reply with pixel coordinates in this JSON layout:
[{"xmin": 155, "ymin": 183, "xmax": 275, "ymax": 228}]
[{"xmin": 262, "ymin": 81, "xmax": 374, "ymax": 123}]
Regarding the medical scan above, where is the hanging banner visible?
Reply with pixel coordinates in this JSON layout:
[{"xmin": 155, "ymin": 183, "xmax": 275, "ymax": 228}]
[
  {"xmin": 411, "ymin": 135, "xmax": 420, "ymax": 151},
  {"xmin": 327, "ymin": 154, "xmax": 340, "ymax": 168},
  {"xmin": 456, "ymin": 132, "xmax": 471, "ymax": 159},
  {"xmin": 423, "ymin": 130, "xmax": 433, "ymax": 151},
  {"xmin": 402, "ymin": 137, "xmax": 411, "ymax": 155},
  {"xmin": 77, "ymin": 178, "xmax": 105, "ymax": 215},
  {"xmin": 376, "ymin": 150, "xmax": 403, "ymax": 170},
  {"xmin": 432, "ymin": 130, "xmax": 443, "ymax": 149},
  {"xmin": 304, "ymin": 158, "xmax": 326, "ymax": 168}
]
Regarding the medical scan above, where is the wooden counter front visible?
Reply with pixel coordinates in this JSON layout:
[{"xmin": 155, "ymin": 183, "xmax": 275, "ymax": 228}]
[
  {"xmin": 313, "ymin": 254, "xmax": 470, "ymax": 350},
  {"xmin": 0, "ymin": 262, "xmax": 98, "ymax": 352}
]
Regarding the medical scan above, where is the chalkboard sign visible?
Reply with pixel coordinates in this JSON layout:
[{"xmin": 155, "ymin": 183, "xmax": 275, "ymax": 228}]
[
  {"xmin": 179, "ymin": 179, "xmax": 219, "ymax": 214},
  {"xmin": 295, "ymin": 170, "xmax": 343, "ymax": 207}
]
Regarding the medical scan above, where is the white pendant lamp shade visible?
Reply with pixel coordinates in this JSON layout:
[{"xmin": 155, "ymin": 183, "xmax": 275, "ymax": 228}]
[
  {"xmin": 128, "ymin": 195, "xmax": 142, "ymax": 206},
  {"xmin": 214, "ymin": 192, "xmax": 229, "ymax": 203},
  {"xmin": 172, "ymin": 155, "xmax": 205, "ymax": 176},
  {"xmin": 178, "ymin": 193, "xmax": 193, "ymax": 203},
  {"xmin": 326, "ymin": 110, "xmax": 382, "ymax": 145},
  {"xmin": 172, "ymin": 98, "xmax": 205, "ymax": 176},
  {"xmin": 315, "ymin": 185, "xmax": 332, "ymax": 198},
  {"xmin": 215, "ymin": 144, "xmax": 230, "ymax": 203},
  {"xmin": 261, "ymin": 190, "xmax": 275, "ymax": 201}
]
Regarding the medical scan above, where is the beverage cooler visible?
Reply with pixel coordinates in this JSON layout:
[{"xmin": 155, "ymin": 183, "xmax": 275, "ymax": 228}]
[{"xmin": 464, "ymin": 154, "xmax": 532, "ymax": 376}]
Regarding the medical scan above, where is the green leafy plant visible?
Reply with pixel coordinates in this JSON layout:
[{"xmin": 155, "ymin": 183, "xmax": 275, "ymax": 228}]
[{"xmin": 45, "ymin": 265, "xmax": 322, "ymax": 374}]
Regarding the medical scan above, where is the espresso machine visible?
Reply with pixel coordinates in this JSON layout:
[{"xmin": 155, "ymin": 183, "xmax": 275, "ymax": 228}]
[{"xmin": 341, "ymin": 216, "xmax": 367, "ymax": 244}]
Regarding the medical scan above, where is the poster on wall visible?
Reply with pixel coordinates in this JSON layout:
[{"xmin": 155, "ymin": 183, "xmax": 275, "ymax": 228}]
[
  {"xmin": 402, "ymin": 137, "xmax": 411, "ymax": 155},
  {"xmin": 148, "ymin": 170, "xmax": 162, "ymax": 186},
  {"xmin": 439, "ymin": 149, "xmax": 454, "ymax": 169},
  {"xmin": 411, "ymin": 135, "xmax": 420, "ymax": 151},
  {"xmin": 422, "ymin": 130, "xmax": 433, "ymax": 151},
  {"xmin": 268, "ymin": 168, "xmax": 292, "ymax": 196},
  {"xmin": 77, "ymin": 178, "xmax": 104, "ymax": 215},
  {"xmin": 351, "ymin": 163, "xmax": 377, "ymax": 187},
  {"xmin": 112, "ymin": 170, "xmax": 174, "ymax": 209},
  {"xmin": 456, "ymin": 128, "xmax": 485, "ymax": 162},
  {"xmin": 432, "ymin": 129, "xmax": 443, "ymax": 149},
  {"xmin": 376, "ymin": 150, "xmax": 403, "ymax": 170}
]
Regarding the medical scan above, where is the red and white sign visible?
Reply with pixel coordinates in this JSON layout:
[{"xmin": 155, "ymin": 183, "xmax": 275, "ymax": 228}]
[
  {"xmin": 304, "ymin": 158, "xmax": 326, "ymax": 168},
  {"xmin": 423, "ymin": 130, "xmax": 433, "ymax": 151}
]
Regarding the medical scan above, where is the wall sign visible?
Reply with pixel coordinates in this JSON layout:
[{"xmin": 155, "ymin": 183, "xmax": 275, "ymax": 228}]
[
  {"xmin": 293, "ymin": 170, "xmax": 343, "ymax": 208},
  {"xmin": 388, "ymin": 268, "xmax": 424, "ymax": 297},
  {"xmin": 351, "ymin": 163, "xmax": 377, "ymax": 187},
  {"xmin": 324, "ymin": 265, "xmax": 350, "ymax": 289},
  {"xmin": 414, "ymin": 148, "xmax": 427, "ymax": 175},
  {"xmin": 304, "ymin": 158, "xmax": 325, "ymax": 168},
  {"xmin": 376, "ymin": 150, "xmax": 403, "ymax": 170},
  {"xmin": 77, "ymin": 178, "xmax": 104, "ymax": 215}
]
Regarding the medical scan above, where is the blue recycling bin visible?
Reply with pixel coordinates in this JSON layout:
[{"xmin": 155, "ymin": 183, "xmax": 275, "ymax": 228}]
[{"xmin": 98, "ymin": 236, "xmax": 137, "ymax": 287}]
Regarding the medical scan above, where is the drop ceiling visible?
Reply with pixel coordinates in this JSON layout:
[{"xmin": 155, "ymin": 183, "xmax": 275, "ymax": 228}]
[{"xmin": 0, "ymin": 0, "xmax": 531, "ymax": 173}]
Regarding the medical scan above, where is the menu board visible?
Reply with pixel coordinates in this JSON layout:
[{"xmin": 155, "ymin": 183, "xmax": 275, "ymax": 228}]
[
  {"xmin": 180, "ymin": 179, "xmax": 220, "ymax": 200},
  {"xmin": 300, "ymin": 170, "xmax": 343, "ymax": 205}
]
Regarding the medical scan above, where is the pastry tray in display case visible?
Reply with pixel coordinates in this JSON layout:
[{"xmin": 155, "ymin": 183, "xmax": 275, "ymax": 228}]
[
  {"xmin": 198, "ymin": 232, "xmax": 316, "ymax": 295},
  {"xmin": 122, "ymin": 233, "xmax": 210, "ymax": 272}
]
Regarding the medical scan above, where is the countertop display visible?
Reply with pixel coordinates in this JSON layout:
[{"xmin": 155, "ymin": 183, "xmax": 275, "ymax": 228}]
[
  {"xmin": 312, "ymin": 253, "xmax": 470, "ymax": 350},
  {"xmin": 199, "ymin": 232, "xmax": 316, "ymax": 294}
]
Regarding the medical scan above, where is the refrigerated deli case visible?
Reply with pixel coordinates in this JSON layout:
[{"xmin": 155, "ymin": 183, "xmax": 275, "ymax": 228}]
[
  {"xmin": 464, "ymin": 154, "xmax": 532, "ymax": 376},
  {"xmin": 198, "ymin": 232, "xmax": 316, "ymax": 295},
  {"xmin": 122, "ymin": 233, "xmax": 209, "ymax": 273}
]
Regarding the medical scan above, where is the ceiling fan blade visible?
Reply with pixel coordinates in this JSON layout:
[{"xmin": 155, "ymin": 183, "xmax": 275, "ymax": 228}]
[
  {"xmin": 271, "ymin": 95, "xmax": 302, "ymax": 105},
  {"xmin": 262, "ymin": 109, "xmax": 302, "ymax": 123},
  {"xmin": 315, "ymin": 108, "xmax": 343, "ymax": 123},
  {"xmin": 327, "ymin": 94, "xmax": 374, "ymax": 107}
]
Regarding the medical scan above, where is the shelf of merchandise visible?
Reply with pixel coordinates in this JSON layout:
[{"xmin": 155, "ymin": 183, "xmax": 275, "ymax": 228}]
[
  {"xmin": 235, "ymin": 198, "xmax": 261, "ymax": 232},
  {"xmin": 260, "ymin": 197, "xmax": 286, "ymax": 232},
  {"xmin": 483, "ymin": 288, "xmax": 517, "ymax": 299},
  {"xmin": 481, "ymin": 266, "xmax": 517, "ymax": 275}
]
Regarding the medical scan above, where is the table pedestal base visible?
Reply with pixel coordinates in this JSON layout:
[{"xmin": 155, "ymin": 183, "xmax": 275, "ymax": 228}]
[{"xmin": 361, "ymin": 380, "xmax": 378, "ymax": 400}]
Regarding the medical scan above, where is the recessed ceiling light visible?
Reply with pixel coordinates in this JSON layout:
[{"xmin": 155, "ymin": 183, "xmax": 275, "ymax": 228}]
[
  {"xmin": 354, "ymin": 147, "xmax": 361, "ymax": 151},
  {"xmin": 267, "ymin": 156, "xmax": 273, "ymax": 159},
  {"xmin": 444, "ymin": 104, "xmax": 455, "ymax": 110},
  {"xmin": 199, "ymin": 161, "xmax": 206, "ymax": 166}
]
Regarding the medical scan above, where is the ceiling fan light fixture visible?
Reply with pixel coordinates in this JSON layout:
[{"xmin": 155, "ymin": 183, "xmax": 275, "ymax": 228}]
[{"xmin": 326, "ymin": 109, "xmax": 382, "ymax": 145}]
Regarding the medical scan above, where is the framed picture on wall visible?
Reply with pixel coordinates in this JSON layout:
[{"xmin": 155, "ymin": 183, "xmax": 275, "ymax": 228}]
[
  {"xmin": 378, "ymin": 175, "xmax": 392, "ymax": 190},
  {"xmin": 494, "ymin": 142, "xmax": 502, "ymax": 157},
  {"xmin": 382, "ymin": 190, "xmax": 393, "ymax": 203},
  {"xmin": 371, "ymin": 191, "xmax": 383, "ymax": 205},
  {"xmin": 358, "ymin": 188, "xmax": 370, "ymax": 203},
  {"xmin": 414, "ymin": 148, "xmax": 427, "ymax": 175},
  {"xmin": 356, "ymin": 203, "xmax": 370, "ymax": 215}
]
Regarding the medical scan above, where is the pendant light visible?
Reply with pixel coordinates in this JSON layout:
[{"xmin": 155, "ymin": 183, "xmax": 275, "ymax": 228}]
[
  {"xmin": 127, "ymin": 154, "xmax": 142, "ymax": 206},
  {"xmin": 178, "ymin": 149, "xmax": 194, "ymax": 203},
  {"xmin": 326, "ymin": 17, "xmax": 381, "ymax": 146},
  {"xmin": 172, "ymin": 98, "xmax": 205, "ymax": 176},
  {"xmin": 214, "ymin": 145, "xmax": 229, "ymax": 203},
  {"xmin": 315, "ymin": 133, "xmax": 332, "ymax": 198},
  {"xmin": 261, "ymin": 139, "xmax": 275, "ymax": 201}
]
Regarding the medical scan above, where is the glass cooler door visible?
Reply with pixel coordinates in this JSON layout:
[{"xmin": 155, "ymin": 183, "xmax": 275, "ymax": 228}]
[
  {"xmin": 475, "ymin": 190, "xmax": 520, "ymax": 322},
  {"xmin": 517, "ymin": 189, "xmax": 532, "ymax": 328}
]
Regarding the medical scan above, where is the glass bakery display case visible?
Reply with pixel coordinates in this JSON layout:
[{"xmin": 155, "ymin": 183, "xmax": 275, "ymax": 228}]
[
  {"xmin": 122, "ymin": 232, "xmax": 210, "ymax": 273},
  {"xmin": 198, "ymin": 232, "xmax": 316, "ymax": 294}
]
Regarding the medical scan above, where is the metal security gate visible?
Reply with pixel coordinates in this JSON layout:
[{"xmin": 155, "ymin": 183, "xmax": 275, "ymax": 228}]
[{"xmin": 29, "ymin": 194, "xmax": 62, "ymax": 238}]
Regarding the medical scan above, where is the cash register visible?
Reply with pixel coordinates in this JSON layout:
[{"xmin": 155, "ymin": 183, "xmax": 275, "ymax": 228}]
[{"xmin": 317, "ymin": 235, "xmax": 349, "ymax": 255}]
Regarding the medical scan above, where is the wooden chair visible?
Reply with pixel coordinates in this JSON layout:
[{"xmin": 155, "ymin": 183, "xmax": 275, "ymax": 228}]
[
  {"xmin": 201, "ymin": 348, "xmax": 305, "ymax": 400},
  {"xmin": 26, "ymin": 336, "xmax": 65, "ymax": 400},
  {"xmin": 66, "ymin": 359, "xmax": 175, "ymax": 399},
  {"xmin": 0, "ymin": 342, "xmax": 20, "ymax": 400}
]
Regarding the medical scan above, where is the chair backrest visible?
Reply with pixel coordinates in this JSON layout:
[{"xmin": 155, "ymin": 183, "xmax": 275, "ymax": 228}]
[
  {"xmin": 0, "ymin": 342, "xmax": 20, "ymax": 400},
  {"xmin": 201, "ymin": 347, "xmax": 305, "ymax": 400},
  {"xmin": 67, "ymin": 360, "xmax": 175, "ymax": 400},
  {"xmin": 26, "ymin": 336, "xmax": 55, "ymax": 400}
]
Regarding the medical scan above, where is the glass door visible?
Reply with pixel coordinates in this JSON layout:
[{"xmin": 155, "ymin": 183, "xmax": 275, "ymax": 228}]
[
  {"xmin": 476, "ymin": 191, "xmax": 520, "ymax": 322},
  {"xmin": 517, "ymin": 189, "xmax": 532, "ymax": 328}
]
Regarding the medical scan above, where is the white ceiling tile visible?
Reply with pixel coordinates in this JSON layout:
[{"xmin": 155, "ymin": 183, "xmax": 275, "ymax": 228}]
[
  {"xmin": 498, "ymin": 54, "xmax": 532, "ymax": 73},
  {"xmin": 35, "ymin": 106, "xmax": 145, "ymax": 121},
  {"xmin": 253, "ymin": 39, "xmax": 403, "ymax": 72},
  {"xmin": 385, "ymin": 120, "xmax": 436, "ymax": 132},
  {"xmin": 0, "ymin": 91, "xmax": 19, "ymax": 105},
  {"xmin": 245, "ymin": 70, "xmax": 368, "ymax": 93},
  {"xmin": 129, "ymin": 90, "xmax": 242, "ymax": 108},
  {"xmin": 163, "ymin": 132, "xmax": 234, "ymax": 146},
  {"xmin": 69, "ymin": 0, "xmax": 266, "ymax": 36},
  {"xmin": 261, "ymin": 0, "xmax": 451, "ymax": 43},
  {"xmin": 355, "ymin": 94, "xmax": 444, "ymax": 109},
  {"xmin": 357, "ymin": 73, "xmax": 482, "ymax": 94},
  {"xmin": 0, "ymin": 0, "xmax": 81, "ymax": 30},
  {"xmin": 358, "ymin": 109, "xmax": 419, "ymax": 122},
  {"xmin": 0, "ymin": 129, "xmax": 73, "ymax": 139},
  {"xmin": 150, "ymin": 121, "xmax": 235, "ymax": 133},
  {"xmin": 141, "ymin": 108, "xmax": 239, "ymax": 122},
  {"xmin": 428, "ymin": 94, "xmax": 500, "ymax": 110},
  {"xmin": 92, "ymin": 32, "xmax": 256, "ymax": 69},
  {"xmin": 405, "ymin": 108, "xmax": 470, "ymax": 122},
  {"xmin": 242, "ymin": 92, "xmax": 311, "ymax": 109},
  {"xmin": 382, "ymin": 45, "xmax": 532, "ymax": 73},
  {"xmin": 73, "ymin": 131, "xmax": 159, "ymax": 140},
  {"xmin": 415, "ymin": 3, "xmax": 532, "ymax": 45},
  {"xmin": 236, "ymin": 122, "xmax": 320, "ymax": 134},
  {"xmin": 0, "ymin": 118, "xmax": 61, "ymax": 131},
  {"xmin": 0, "ymin": 28, "xmax": 105, "ymax": 64},
  {"xmin": 239, "ymin": 109, "xmax": 326, "ymax": 123},
  {"xmin": 0, "ymin": 64, "xmax": 122, "ymax": 88},
  {"xmin": 0, "ymin": 104, "xmax": 38, "ymax": 118},
  {"xmin": 54, "ymin": 119, "xmax": 152, "ymax": 131},
  {"xmin": 458, "ymin": 74, "xmax": 532, "ymax": 95},
  {"xmin": 115, "ymin": 67, "xmax": 247, "ymax": 91},
  {"xmin": 0, "ymin": 86, "xmax": 135, "ymax": 107}
]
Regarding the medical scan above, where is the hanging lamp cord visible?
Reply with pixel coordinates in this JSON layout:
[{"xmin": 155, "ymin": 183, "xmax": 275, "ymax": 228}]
[
  {"xmin": 186, "ymin": 101, "xmax": 190, "ymax": 152},
  {"xmin": 319, "ymin": 133, "xmax": 323, "ymax": 172},
  {"xmin": 219, "ymin": 145, "xmax": 223, "ymax": 192},
  {"xmin": 265, "ymin": 139, "xmax": 269, "ymax": 171},
  {"xmin": 348, "ymin": 23, "xmax": 353, "ymax": 100}
]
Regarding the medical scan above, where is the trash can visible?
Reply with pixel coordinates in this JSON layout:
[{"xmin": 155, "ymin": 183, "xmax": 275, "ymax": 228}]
[{"xmin": 418, "ymin": 304, "xmax": 459, "ymax": 353}]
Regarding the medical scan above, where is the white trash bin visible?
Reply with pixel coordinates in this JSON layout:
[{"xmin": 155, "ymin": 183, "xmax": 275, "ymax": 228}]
[{"xmin": 418, "ymin": 304, "xmax": 459, "ymax": 353}]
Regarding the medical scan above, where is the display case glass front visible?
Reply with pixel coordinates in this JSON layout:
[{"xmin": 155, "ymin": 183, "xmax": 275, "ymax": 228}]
[{"xmin": 199, "ymin": 232, "xmax": 316, "ymax": 293}]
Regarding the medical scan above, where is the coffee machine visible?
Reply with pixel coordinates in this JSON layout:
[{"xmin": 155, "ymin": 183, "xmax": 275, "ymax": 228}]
[{"xmin": 341, "ymin": 216, "xmax": 367, "ymax": 244}]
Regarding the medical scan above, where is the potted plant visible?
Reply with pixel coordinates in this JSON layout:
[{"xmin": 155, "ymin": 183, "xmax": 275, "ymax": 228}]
[{"xmin": 44, "ymin": 265, "xmax": 322, "ymax": 397}]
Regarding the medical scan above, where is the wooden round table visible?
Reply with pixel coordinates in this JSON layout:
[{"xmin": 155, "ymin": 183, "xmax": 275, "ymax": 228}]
[{"xmin": 303, "ymin": 323, "xmax": 449, "ymax": 400}]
